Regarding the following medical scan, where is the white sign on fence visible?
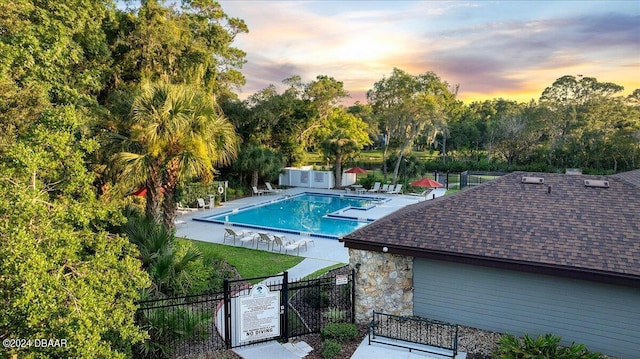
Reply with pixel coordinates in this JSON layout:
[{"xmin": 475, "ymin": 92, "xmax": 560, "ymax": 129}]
[{"xmin": 239, "ymin": 284, "xmax": 280, "ymax": 342}]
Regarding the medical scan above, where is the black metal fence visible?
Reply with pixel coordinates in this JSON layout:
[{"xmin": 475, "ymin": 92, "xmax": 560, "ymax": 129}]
[
  {"xmin": 134, "ymin": 268, "xmax": 354, "ymax": 358},
  {"xmin": 369, "ymin": 311, "xmax": 458, "ymax": 358},
  {"xmin": 133, "ymin": 291, "xmax": 227, "ymax": 359}
]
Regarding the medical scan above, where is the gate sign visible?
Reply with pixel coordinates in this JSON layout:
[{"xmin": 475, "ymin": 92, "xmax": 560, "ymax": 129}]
[{"xmin": 239, "ymin": 284, "xmax": 280, "ymax": 341}]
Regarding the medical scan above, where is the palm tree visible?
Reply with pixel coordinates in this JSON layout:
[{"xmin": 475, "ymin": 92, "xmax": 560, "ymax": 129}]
[
  {"xmin": 234, "ymin": 144, "xmax": 284, "ymax": 188},
  {"xmin": 117, "ymin": 81, "xmax": 238, "ymax": 229}
]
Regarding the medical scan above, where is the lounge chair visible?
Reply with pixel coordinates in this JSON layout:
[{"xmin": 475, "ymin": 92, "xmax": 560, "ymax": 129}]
[
  {"xmin": 256, "ymin": 232, "xmax": 275, "ymax": 250},
  {"xmin": 368, "ymin": 182, "xmax": 381, "ymax": 193},
  {"xmin": 177, "ymin": 202, "xmax": 198, "ymax": 215},
  {"xmin": 273, "ymin": 235, "xmax": 303, "ymax": 255},
  {"xmin": 407, "ymin": 189, "xmax": 433, "ymax": 198},
  {"xmin": 252, "ymin": 186, "xmax": 265, "ymax": 196},
  {"xmin": 196, "ymin": 198, "xmax": 211, "ymax": 209},
  {"xmin": 386, "ymin": 184, "xmax": 403, "ymax": 194},
  {"xmin": 264, "ymin": 182, "xmax": 283, "ymax": 194},
  {"xmin": 223, "ymin": 228, "xmax": 253, "ymax": 245},
  {"xmin": 380, "ymin": 184, "xmax": 390, "ymax": 193}
]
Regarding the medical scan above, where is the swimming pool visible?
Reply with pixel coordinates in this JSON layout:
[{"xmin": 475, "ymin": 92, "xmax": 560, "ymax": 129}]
[{"xmin": 194, "ymin": 193, "xmax": 385, "ymax": 239}]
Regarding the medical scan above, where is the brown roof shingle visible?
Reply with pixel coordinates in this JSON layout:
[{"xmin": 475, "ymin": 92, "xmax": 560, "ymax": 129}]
[{"xmin": 343, "ymin": 171, "xmax": 640, "ymax": 283}]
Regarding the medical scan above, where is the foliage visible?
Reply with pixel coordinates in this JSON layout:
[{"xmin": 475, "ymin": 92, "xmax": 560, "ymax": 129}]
[
  {"xmin": 321, "ymin": 323, "xmax": 359, "ymax": 342},
  {"xmin": 233, "ymin": 143, "xmax": 285, "ymax": 188},
  {"xmin": 324, "ymin": 308, "xmax": 348, "ymax": 324},
  {"xmin": 122, "ymin": 214, "xmax": 222, "ymax": 297},
  {"xmin": 305, "ymin": 290, "xmax": 330, "ymax": 309},
  {"xmin": 320, "ymin": 339, "xmax": 342, "ymax": 358},
  {"xmin": 317, "ymin": 108, "xmax": 372, "ymax": 187},
  {"xmin": 110, "ymin": 81, "xmax": 239, "ymax": 230},
  {"xmin": 367, "ymin": 68, "xmax": 459, "ymax": 183},
  {"xmin": 135, "ymin": 305, "xmax": 211, "ymax": 359},
  {"xmin": 0, "ymin": 98, "xmax": 150, "ymax": 358},
  {"xmin": 496, "ymin": 333, "xmax": 606, "ymax": 359}
]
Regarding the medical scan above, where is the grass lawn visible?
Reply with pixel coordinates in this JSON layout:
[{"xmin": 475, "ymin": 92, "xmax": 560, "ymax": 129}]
[{"xmin": 183, "ymin": 238, "xmax": 304, "ymax": 279}]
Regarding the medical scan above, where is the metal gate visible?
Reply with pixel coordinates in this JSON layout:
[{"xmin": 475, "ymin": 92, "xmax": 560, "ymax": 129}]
[
  {"xmin": 225, "ymin": 269, "xmax": 355, "ymax": 349},
  {"xmin": 134, "ymin": 268, "xmax": 354, "ymax": 358}
]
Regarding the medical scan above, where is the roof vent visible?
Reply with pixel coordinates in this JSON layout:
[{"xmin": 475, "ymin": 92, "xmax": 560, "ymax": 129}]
[
  {"xmin": 584, "ymin": 180, "xmax": 609, "ymax": 188},
  {"xmin": 522, "ymin": 176, "xmax": 544, "ymax": 184}
]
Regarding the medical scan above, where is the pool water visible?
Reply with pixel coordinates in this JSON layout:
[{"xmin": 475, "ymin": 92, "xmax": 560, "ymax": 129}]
[{"xmin": 196, "ymin": 193, "xmax": 379, "ymax": 239}]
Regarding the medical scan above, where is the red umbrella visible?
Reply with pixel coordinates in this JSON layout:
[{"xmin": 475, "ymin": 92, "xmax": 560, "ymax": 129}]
[
  {"xmin": 344, "ymin": 166, "xmax": 368, "ymax": 174},
  {"xmin": 130, "ymin": 187, "xmax": 165, "ymax": 196},
  {"xmin": 410, "ymin": 177, "xmax": 443, "ymax": 188}
]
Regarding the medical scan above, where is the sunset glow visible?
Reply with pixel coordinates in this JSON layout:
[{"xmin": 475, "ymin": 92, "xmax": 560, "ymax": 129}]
[{"xmin": 219, "ymin": 0, "xmax": 640, "ymax": 105}]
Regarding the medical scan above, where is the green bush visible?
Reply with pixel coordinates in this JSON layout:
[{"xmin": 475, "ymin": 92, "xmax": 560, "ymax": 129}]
[
  {"xmin": 304, "ymin": 289, "xmax": 329, "ymax": 308},
  {"xmin": 496, "ymin": 333, "xmax": 606, "ymax": 359},
  {"xmin": 321, "ymin": 339, "xmax": 342, "ymax": 358},
  {"xmin": 321, "ymin": 323, "xmax": 359, "ymax": 342}
]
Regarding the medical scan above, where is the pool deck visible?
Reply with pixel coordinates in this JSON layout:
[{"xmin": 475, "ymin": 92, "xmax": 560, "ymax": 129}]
[{"xmin": 175, "ymin": 186, "xmax": 446, "ymax": 274}]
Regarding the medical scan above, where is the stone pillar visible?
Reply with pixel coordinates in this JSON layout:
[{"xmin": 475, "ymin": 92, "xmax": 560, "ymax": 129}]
[{"xmin": 349, "ymin": 248, "xmax": 413, "ymax": 324}]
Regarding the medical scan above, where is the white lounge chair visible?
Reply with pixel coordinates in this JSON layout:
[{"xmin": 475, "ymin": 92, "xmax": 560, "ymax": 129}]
[
  {"xmin": 252, "ymin": 186, "xmax": 265, "ymax": 196},
  {"xmin": 407, "ymin": 189, "xmax": 432, "ymax": 198},
  {"xmin": 386, "ymin": 184, "xmax": 403, "ymax": 194},
  {"xmin": 223, "ymin": 228, "xmax": 253, "ymax": 245},
  {"xmin": 264, "ymin": 182, "xmax": 283, "ymax": 194},
  {"xmin": 380, "ymin": 184, "xmax": 390, "ymax": 193},
  {"xmin": 256, "ymin": 232, "xmax": 275, "ymax": 250},
  {"xmin": 368, "ymin": 182, "xmax": 381, "ymax": 193},
  {"xmin": 273, "ymin": 235, "xmax": 303, "ymax": 255},
  {"xmin": 196, "ymin": 198, "xmax": 211, "ymax": 209}
]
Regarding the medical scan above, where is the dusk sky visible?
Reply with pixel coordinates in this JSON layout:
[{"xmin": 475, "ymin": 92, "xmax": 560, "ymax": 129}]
[{"xmin": 217, "ymin": 0, "xmax": 640, "ymax": 105}]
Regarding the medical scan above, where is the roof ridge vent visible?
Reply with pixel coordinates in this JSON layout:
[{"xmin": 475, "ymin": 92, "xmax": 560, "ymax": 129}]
[
  {"xmin": 584, "ymin": 179, "xmax": 609, "ymax": 188},
  {"xmin": 522, "ymin": 176, "xmax": 544, "ymax": 184}
]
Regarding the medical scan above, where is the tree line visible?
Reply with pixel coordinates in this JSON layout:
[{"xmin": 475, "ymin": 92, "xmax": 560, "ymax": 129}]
[{"xmin": 1, "ymin": 0, "xmax": 638, "ymax": 357}]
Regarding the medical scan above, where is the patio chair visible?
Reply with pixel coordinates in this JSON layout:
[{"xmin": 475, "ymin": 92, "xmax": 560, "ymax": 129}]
[
  {"xmin": 256, "ymin": 232, "xmax": 275, "ymax": 250},
  {"xmin": 252, "ymin": 186, "xmax": 265, "ymax": 196},
  {"xmin": 386, "ymin": 184, "xmax": 403, "ymax": 194},
  {"xmin": 367, "ymin": 182, "xmax": 381, "ymax": 193},
  {"xmin": 264, "ymin": 182, "xmax": 283, "ymax": 194},
  {"xmin": 223, "ymin": 228, "xmax": 253, "ymax": 245},
  {"xmin": 177, "ymin": 202, "xmax": 198, "ymax": 212},
  {"xmin": 380, "ymin": 184, "xmax": 390, "ymax": 193},
  {"xmin": 273, "ymin": 235, "xmax": 303, "ymax": 255},
  {"xmin": 196, "ymin": 198, "xmax": 211, "ymax": 209},
  {"xmin": 407, "ymin": 189, "xmax": 432, "ymax": 198}
]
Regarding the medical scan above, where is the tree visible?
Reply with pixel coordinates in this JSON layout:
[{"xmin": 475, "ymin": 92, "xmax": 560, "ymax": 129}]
[
  {"xmin": 317, "ymin": 108, "xmax": 372, "ymax": 187},
  {"xmin": 113, "ymin": 81, "xmax": 239, "ymax": 229},
  {"xmin": 233, "ymin": 144, "xmax": 285, "ymax": 188},
  {"xmin": 105, "ymin": 0, "xmax": 248, "ymax": 100},
  {"xmin": 0, "ymin": 103, "xmax": 150, "ymax": 359},
  {"xmin": 367, "ymin": 68, "xmax": 456, "ymax": 183}
]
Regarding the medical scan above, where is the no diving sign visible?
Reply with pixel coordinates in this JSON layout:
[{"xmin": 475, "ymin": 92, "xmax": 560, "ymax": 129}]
[{"xmin": 238, "ymin": 284, "xmax": 280, "ymax": 341}]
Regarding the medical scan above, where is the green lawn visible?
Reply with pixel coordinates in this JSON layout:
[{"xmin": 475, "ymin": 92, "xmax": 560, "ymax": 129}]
[{"xmin": 184, "ymin": 238, "xmax": 304, "ymax": 279}]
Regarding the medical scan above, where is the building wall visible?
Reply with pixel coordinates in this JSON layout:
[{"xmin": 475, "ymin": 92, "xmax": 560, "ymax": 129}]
[
  {"xmin": 413, "ymin": 258, "xmax": 640, "ymax": 359},
  {"xmin": 349, "ymin": 248, "xmax": 414, "ymax": 323}
]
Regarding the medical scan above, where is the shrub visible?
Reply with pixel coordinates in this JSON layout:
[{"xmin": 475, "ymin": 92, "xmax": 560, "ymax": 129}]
[
  {"xmin": 496, "ymin": 333, "xmax": 606, "ymax": 359},
  {"xmin": 321, "ymin": 323, "xmax": 359, "ymax": 342},
  {"xmin": 304, "ymin": 289, "xmax": 329, "ymax": 308},
  {"xmin": 321, "ymin": 339, "xmax": 342, "ymax": 358},
  {"xmin": 324, "ymin": 307, "xmax": 347, "ymax": 323}
]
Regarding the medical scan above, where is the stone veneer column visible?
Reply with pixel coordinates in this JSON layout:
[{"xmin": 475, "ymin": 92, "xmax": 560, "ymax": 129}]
[{"xmin": 349, "ymin": 248, "xmax": 414, "ymax": 324}]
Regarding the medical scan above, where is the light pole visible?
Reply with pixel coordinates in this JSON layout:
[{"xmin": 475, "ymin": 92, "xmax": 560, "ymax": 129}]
[{"xmin": 403, "ymin": 158, "xmax": 408, "ymax": 189}]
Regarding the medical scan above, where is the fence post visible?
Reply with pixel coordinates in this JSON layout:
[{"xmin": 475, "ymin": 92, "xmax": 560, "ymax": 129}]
[
  {"xmin": 351, "ymin": 268, "xmax": 356, "ymax": 324},
  {"xmin": 282, "ymin": 271, "xmax": 289, "ymax": 342},
  {"xmin": 223, "ymin": 278, "xmax": 231, "ymax": 349}
]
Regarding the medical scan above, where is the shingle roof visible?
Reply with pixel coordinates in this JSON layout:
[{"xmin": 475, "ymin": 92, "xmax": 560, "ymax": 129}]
[{"xmin": 343, "ymin": 171, "xmax": 640, "ymax": 282}]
